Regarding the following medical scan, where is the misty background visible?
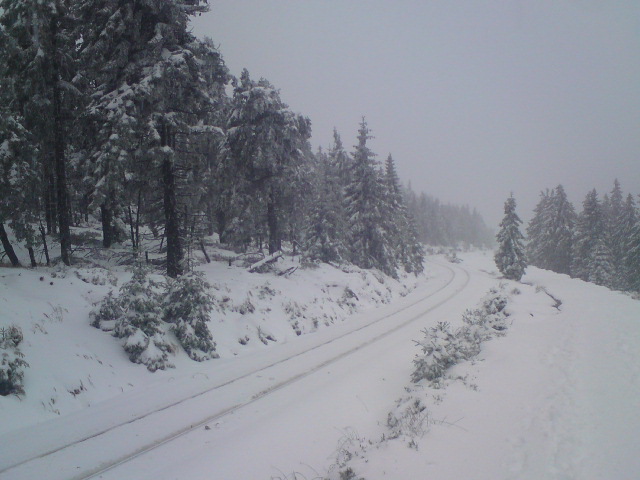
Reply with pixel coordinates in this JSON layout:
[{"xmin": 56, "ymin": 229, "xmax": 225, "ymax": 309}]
[{"xmin": 191, "ymin": 1, "xmax": 640, "ymax": 227}]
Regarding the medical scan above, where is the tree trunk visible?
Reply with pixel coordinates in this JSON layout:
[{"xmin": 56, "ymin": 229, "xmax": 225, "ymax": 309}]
[
  {"xmin": 44, "ymin": 151, "xmax": 57, "ymax": 235},
  {"xmin": 101, "ymin": 204, "xmax": 113, "ymax": 248},
  {"xmin": 160, "ymin": 120, "xmax": 182, "ymax": 278},
  {"xmin": 28, "ymin": 246, "xmax": 37, "ymax": 268},
  {"xmin": 39, "ymin": 224, "xmax": 50, "ymax": 266},
  {"xmin": 51, "ymin": 13, "xmax": 71, "ymax": 266},
  {"xmin": 135, "ymin": 189, "xmax": 141, "ymax": 250},
  {"xmin": 127, "ymin": 205, "xmax": 135, "ymax": 249},
  {"xmin": 163, "ymin": 157, "xmax": 182, "ymax": 277},
  {"xmin": 215, "ymin": 208, "xmax": 227, "ymax": 243},
  {"xmin": 199, "ymin": 238, "xmax": 211, "ymax": 263},
  {"xmin": 0, "ymin": 223, "xmax": 21, "ymax": 267},
  {"xmin": 267, "ymin": 190, "xmax": 281, "ymax": 255}
]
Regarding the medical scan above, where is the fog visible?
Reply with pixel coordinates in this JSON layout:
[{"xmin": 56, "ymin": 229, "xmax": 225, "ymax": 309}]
[{"xmin": 191, "ymin": 1, "xmax": 640, "ymax": 227}]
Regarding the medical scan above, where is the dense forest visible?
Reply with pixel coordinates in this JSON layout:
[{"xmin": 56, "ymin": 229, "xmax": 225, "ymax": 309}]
[
  {"xmin": 0, "ymin": 0, "xmax": 492, "ymax": 279},
  {"xmin": 526, "ymin": 180, "xmax": 640, "ymax": 292}
]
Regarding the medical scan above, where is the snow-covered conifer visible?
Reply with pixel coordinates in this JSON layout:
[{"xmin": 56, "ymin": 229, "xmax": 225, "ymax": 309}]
[
  {"xmin": 344, "ymin": 119, "xmax": 397, "ymax": 276},
  {"xmin": 0, "ymin": 0, "xmax": 77, "ymax": 264},
  {"xmin": 163, "ymin": 271, "xmax": 218, "ymax": 361},
  {"xmin": 526, "ymin": 185, "xmax": 575, "ymax": 275},
  {"xmin": 112, "ymin": 266, "xmax": 172, "ymax": 371},
  {"xmin": 494, "ymin": 194, "xmax": 527, "ymax": 281},
  {"xmin": 411, "ymin": 322, "xmax": 462, "ymax": 383},
  {"xmin": 526, "ymin": 189, "xmax": 552, "ymax": 270},
  {"xmin": 547, "ymin": 185, "xmax": 576, "ymax": 275},
  {"xmin": 383, "ymin": 154, "xmax": 424, "ymax": 274},
  {"xmin": 0, "ymin": 325, "xmax": 29, "ymax": 396},
  {"xmin": 303, "ymin": 149, "xmax": 348, "ymax": 263},
  {"xmin": 572, "ymin": 189, "xmax": 603, "ymax": 281},
  {"xmin": 588, "ymin": 236, "xmax": 614, "ymax": 287},
  {"xmin": 227, "ymin": 69, "xmax": 311, "ymax": 254},
  {"xmin": 625, "ymin": 201, "xmax": 640, "ymax": 292}
]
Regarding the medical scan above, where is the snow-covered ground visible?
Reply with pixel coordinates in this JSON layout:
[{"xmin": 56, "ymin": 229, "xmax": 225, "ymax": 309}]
[{"xmin": 1, "ymin": 248, "xmax": 639, "ymax": 479}]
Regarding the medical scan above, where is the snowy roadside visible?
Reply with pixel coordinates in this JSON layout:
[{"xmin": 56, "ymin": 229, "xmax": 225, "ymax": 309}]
[
  {"xmin": 0, "ymin": 240, "xmax": 427, "ymax": 437},
  {"xmin": 327, "ymin": 252, "xmax": 640, "ymax": 480}
]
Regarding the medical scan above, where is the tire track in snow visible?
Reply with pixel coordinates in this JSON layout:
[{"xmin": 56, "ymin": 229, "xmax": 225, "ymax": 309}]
[{"xmin": 1, "ymin": 261, "xmax": 469, "ymax": 480}]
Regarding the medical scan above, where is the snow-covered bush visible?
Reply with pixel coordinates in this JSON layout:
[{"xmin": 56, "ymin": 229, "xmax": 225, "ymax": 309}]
[
  {"xmin": 411, "ymin": 322, "xmax": 466, "ymax": 383},
  {"xmin": 89, "ymin": 291, "xmax": 122, "ymax": 330},
  {"xmin": 113, "ymin": 267, "xmax": 172, "ymax": 371},
  {"xmin": 91, "ymin": 266, "xmax": 172, "ymax": 371},
  {"xmin": 163, "ymin": 271, "xmax": 218, "ymax": 361},
  {"xmin": 387, "ymin": 397, "xmax": 430, "ymax": 441},
  {"xmin": 0, "ymin": 325, "xmax": 29, "ymax": 396},
  {"xmin": 412, "ymin": 288, "xmax": 510, "ymax": 384}
]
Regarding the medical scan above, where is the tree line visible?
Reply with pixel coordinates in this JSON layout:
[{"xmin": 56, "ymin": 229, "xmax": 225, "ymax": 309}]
[
  {"xmin": 494, "ymin": 180, "xmax": 640, "ymax": 292},
  {"xmin": 0, "ymin": 1, "xmax": 491, "ymax": 278}
]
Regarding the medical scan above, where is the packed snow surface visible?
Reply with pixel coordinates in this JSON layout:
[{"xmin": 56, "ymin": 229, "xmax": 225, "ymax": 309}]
[{"xmin": 1, "ymin": 251, "xmax": 639, "ymax": 479}]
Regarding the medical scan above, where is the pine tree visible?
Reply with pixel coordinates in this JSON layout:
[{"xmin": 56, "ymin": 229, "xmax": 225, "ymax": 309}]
[
  {"xmin": 303, "ymin": 148, "xmax": 348, "ymax": 263},
  {"xmin": 494, "ymin": 194, "xmax": 527, "ymax": 281},
  {"xmin": 606, "ymin": 180, "xmax": 628, "ymax": 288},
  {"xmin": 329, "ymin": 128, "xmax": 350, "ymax": 188},
  {"xmin": 619, "ymin": 194, "xmax": 638, "ymax": 290},
  {"xmin": 227, "ymin": 69, "xmax": 311, "ymax": 254},
  {"xmin": 75, "ymin": 0, "xmax": 225, "ymax": 276},
  {"xmin": 344, "ymin": 119, "xmax": 397, "ymax": 276},
  {"xmin": 0, "ymin": 97, "xmax": 39, "ymax": 266},
  {"xmin": 588, "ymin": 235, "xmax": 614, "ymax": 287},
  {"xmin": 112, "ymin": 266, "xmax": 172, "ymax": 371},
  {"xmin": 1, "ymin": 0, "xmax": 78, "ymax": 265},
  {"xmin": 526, "ymin": 185, "xmax": 575, "ymax": 275},
  {"xmin": 572, "ymin": 189, "xmax": 603, "ymax": 281},
  {"xmin": 624, "ymin": 196, "xmax": 640, "ymax": 292},
  {"xmin": 163, "ymin": 271, "xmax": 218, "ymax": 361},
  {"xmin": 547, "ymin": 185, "xmax": 576, "ymax": 275},
  {"xmin": 383, "ymin": 154, "xmax": 424, "ymax": 273},
  {"xmin": 526, "ymin": 189, "xmax": 552, "ymax": 269}
]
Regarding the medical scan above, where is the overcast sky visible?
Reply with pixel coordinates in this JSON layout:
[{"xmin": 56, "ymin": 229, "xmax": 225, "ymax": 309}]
[{"xmin": 191, "ymin": 1, "xmax": 640, "ymax": 227}]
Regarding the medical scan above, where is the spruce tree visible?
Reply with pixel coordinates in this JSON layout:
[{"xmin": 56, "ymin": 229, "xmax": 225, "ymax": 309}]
[
  {"xmin": 303, "ymin": 148, "xmax": 348, "ymax": 263},
  {"xmin": 227, "ymin": 69, "xmax": 311, "ymax": 254},
  {"xmin": 624, "ymin": 196, "xmax": 640, "ymax": 292},
  {"xmin": 344, "ymin": 119, "xmax": 397, "ymax": 276},
  {"xmin": 572, "ymin": 189, "xmax": 603, "ymax": 281},
  {"xmin": 619, "ymin": 194, "xmax": 638, "ymax": 290},
  {"xmin": 607, "ymin": 180, "xmax": 628, "ymax": 288},
  {"xmin": 527, "ymin": 185, "xmax": 575, "ymax": 275},
  {"xmin": 1, "ymin": 0, "xmax": 77, "ymax": 265},
  {"xmin": 494, "ymin": 194, "xmax": 527, "ymax": 281},
  {"xmin": 526, "ymin": 189, "xmax": 552, "ymax": 270},
  {"xmin": 75, "ymin": 0, "xmax": 224, "ymax": 276},
  {"xmin": 383, "ymin": 154, "xmax": 424, "ymax": 273},
  {"xmin": 163, "ymin": 272, "xmax": 218, "ymax": 361},
  {"xmin": 588, "ymin": 235, "xmax": 614, "ymax": 287},
  {"xmin": 547, "ymin": 185, "xmax": 576, "ymax": 275}
]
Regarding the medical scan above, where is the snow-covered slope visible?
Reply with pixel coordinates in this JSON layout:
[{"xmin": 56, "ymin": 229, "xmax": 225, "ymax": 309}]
[
  {"xmin": 1, "ymin": 249, "xmax": 639, "ymax": 480},
  {"xmin": 336, "ymin": 253, "xmax": 640, "ymax": 480},
  {"xmin": 0, "ymin": 242, "xmax": 423, "ymax": 435}
]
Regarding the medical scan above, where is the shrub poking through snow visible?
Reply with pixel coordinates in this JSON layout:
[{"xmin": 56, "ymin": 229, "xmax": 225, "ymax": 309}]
[
  {"xmin": 328, "ymin": 287, "xmax": 512, "ymax": 477},
  {"xmin": 411, "ymin": 322, "xmax": 465, "ymax": 383},
  {"xmin": 91, "ymin": 268, "xmax": 220, "ymax": 368},
  {"xmin": 412, "ymin": 287, "xmax": 510, "ymax": 384},
  {"xmin": 163, "ymin": 271, "xmax": 218, "ymax": 361},
  {"xmin": 113, "ymin": 266, "xmax": 172, "ymax": 371},
  {"xmin": 89, "ymin": 291, "xmax": 122, "ymax": 330},
  {"xmin": 387, "ymin": 397, "xmax": 430, "ymax": 441},
  {"xmin": 91, "ymin": 265, "xmax": 172, "ymax": 371},
  {"xmin": 0, "ymin": 325, "xmax": 29, "ymax": 396}
]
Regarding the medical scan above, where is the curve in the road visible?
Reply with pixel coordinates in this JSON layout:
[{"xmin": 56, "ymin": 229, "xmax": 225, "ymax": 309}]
[{"xmin": 1, "ymin": 260, "xmax": 469, "ymax": 480}]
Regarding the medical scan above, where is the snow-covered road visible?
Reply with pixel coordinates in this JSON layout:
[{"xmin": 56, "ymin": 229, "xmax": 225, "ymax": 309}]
[
  {"xmin": 0, "ymin": 259, "xmax": 492, "ymax": 479},
  {"xmin": 3, "ymin": 254, "xmax": 639, "ymax": 480}
]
